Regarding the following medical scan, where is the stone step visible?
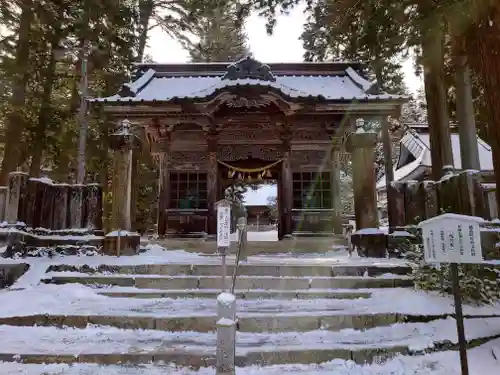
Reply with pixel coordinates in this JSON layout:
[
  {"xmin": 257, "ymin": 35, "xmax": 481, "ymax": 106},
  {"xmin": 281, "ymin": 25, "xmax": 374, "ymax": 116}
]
[
  {"xmin": 43, "ymin": 274, "xmax": 413, "ymax": 290},
  {"xmin": 2, "ymin": 317, "xmax": 499, "ymax": 367},
  {"xmin": 0, "ymin": 312, "xmax": 411, "ymax": 333},
  {"xmin": 0, "ymin": 346, "xmax": 406, "ymax": 367},
  {"xmin": 46, "ymin": 263, "xmax": 412, "ymax": 277},
  {"xmin": 96, "ymin": 288, "xmax": 372, "ymax": 300}
]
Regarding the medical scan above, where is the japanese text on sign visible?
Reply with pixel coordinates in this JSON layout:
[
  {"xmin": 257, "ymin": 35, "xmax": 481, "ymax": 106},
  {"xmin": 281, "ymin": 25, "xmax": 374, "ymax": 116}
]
[
  {"xmin": 217, "ymin": 204, "xmax": 231, "ymax": 247},
  {"xmin": 418, "ymin": 213, "xmax": 483, "ymax": 264}
]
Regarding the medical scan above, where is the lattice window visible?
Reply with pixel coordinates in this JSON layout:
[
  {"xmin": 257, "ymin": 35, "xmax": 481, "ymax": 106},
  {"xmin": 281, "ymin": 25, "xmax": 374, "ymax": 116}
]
[
  {"xmin": 292, "ymin": 172, "xmax": 331, "ymax": 209},
  {"xmin": 170, "ymin": 172, "xmax": 208, "ymax": 209}
]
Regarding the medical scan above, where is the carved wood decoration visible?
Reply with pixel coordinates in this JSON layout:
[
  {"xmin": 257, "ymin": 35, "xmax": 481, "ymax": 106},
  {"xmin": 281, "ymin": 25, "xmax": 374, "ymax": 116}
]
[
  {"xmin": 169, "ymin": 151, "xmax": 208, "ymax": 170},
  {"xmin": 291, "ymin": 150, "xmax": 330, "ymax": 168},
  {"xmin": 170, "ymin": 131, "xmax": 206, "ymax": 143},
  {"xmin": 218, "ymin": 129, "xmax": 281, "ymax": 144},
  {"xmin": 225, "ymin": 96, "xmax": 271, "ymax": 108},
  {"xmin": 222, "ymin": 56, "xmax": 276, "ymax": 82},
  {"xmin": 217, "ymin": 145, "xmax": 283, "ymax": 161}
]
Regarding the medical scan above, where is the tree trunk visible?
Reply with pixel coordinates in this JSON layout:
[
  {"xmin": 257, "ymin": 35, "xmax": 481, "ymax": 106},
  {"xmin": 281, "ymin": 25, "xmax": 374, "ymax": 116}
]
[
  {"xmin": 452, "ymin": 34, "xmax": 480, "ymax": 171},
  {"xmin": 30, "ymin": 17, "xmax": 64, "ymax": 177},
  {"xmin": 0, "ymin": 2, "xmax": 34, "ymax": 184},
  {"xmin": 421, "ymin": 19, "xmax": 454, "ymax": 181},
  {"xmin": 466, "ymin": 6, "xmax": 500, "ymax": 213},
  {"xmin": 137, "ymin": 0, "xmax": 155, "ymax": 62}
]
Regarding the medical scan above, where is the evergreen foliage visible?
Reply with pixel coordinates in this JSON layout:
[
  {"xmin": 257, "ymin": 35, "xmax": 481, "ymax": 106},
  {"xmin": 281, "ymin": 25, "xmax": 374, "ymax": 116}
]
[
  {"xmin": 182, "ymin": 1, "xmax": 251, "ymax": 62},
  {"xmin": 405, "ymin": 230, "xmax": 500, "ymax": 304}
]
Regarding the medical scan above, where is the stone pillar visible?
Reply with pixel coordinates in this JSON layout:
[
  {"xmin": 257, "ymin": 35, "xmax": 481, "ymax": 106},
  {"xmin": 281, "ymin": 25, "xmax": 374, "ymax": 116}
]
[
  {"xmin": 330, "ymin": 149, "xmax": 342, "ymax": 234},
  {"xmin": 380, "ymin": 116, "xmax": 396, "ymax": 233},
  {"xmin": 105, "ymin": 120, "xmax": 141, "ymax": 255},
  {"xmin": 109, "ymin": 120, "xmax": 140, "ymax": 231},
  {"xmin": 5, "ymin": 172, "xmax": 29, "ymax": 225},
  {"xmin": 157, "ymin": 153, "xmax": 170, "ymax": 236},
  {"xmin": 207, "ymin": 132, "xmax": 219, "ymax": 237},
  {"xmin": 216, "ymin": 293, "xmax": 236, "ymax": 375},
  {"xmin": 0, "ymin": 186, "xmax": 7, "ymax": 222},
  {"xmin": 346, "ymin": 132, "xmax": 379, "ymax": 230},
  {"xmin": 281, "ymin": 150, "xmax": 293, "ymax": 237}
]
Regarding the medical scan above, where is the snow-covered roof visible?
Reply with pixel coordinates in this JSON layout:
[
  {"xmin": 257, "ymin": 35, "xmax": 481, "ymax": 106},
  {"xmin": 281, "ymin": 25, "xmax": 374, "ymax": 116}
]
[
  {"xmin": 91, "ymin": 57, "xmax": 407, "ymax": 104},
  {"xmin": 376, "ymin": 130, "xmax": 494, "ymax": 190}
]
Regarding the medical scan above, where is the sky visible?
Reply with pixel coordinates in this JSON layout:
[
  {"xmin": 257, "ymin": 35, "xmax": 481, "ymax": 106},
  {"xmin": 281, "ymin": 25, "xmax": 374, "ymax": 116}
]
[{"xmin": 145, "ymin": 5, "xmax": 423, "ymax": 204}]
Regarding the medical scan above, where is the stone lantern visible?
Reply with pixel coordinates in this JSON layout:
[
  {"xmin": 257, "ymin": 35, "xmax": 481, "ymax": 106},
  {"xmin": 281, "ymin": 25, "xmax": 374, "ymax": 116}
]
[{"xmin": 104, "ymin": 119, "xmax": 142, "ymax": 255}]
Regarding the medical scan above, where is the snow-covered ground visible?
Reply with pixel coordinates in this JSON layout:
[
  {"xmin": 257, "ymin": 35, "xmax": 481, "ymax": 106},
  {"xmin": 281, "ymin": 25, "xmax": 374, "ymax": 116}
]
[{"xmin": 1, "ymin": 241, "xmax": 500, "ymax": 374}]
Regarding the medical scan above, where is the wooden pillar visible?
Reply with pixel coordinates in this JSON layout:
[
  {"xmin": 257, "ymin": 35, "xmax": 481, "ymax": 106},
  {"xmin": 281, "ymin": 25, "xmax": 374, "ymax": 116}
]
[
  {"xmin": 207, "ymin": 132, "xmax": 218, "ymax": 237},
  {"xmin": 330, "ymin": 149, "xmax": 342, "ymax": 234},
  {"xmin": 157, "ymin": 153, "xmax": 170, "ymax": 236},
  {"xmin": 109, "ymin": 120, "xmax": 140, "ymax": 231},
  {"xmin": 277, "ymin": 173, "xmax": 284, "ymax": 240},
  {"xmin": 346, "ymin": 132, "xmax": 379, "ymax": 230},
  {"xmin": 281, "ymin": 150, "xmax": 293, "ymax": 237}
]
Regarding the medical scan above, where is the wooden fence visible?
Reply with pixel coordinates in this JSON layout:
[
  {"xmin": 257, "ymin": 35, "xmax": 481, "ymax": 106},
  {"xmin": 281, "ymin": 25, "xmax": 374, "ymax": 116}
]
[
  {"xmin": 391, "ymin": 170, "xmax": 489, "ymax": 227},
  {"xmin": 0, "ymin": 172, "xmax": 102, "ymax": 231}
]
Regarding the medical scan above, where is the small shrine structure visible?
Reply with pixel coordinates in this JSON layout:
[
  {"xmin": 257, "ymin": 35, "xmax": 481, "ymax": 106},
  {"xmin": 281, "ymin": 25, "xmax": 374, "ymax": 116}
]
[{"xmin": 92, "ymin": 57, "xmax": 406, "ymax": 240}]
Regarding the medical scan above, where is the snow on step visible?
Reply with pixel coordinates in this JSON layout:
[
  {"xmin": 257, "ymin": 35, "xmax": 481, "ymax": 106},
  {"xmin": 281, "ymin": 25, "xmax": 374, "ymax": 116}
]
[
  {"xmin": 2, "ymin": 284, "xmax": 500, "ymax": 319},
  {"xmin": 3, "ymin": 339, "xmax": 500, "ymax": 375},
  {"xmin": 1, "ymin": 317, "xmax": 500, "ymax": 361},
  {"xmin": 95, "ymin": 287, "xmax": 372, "ymax": 300},
  {"xmin": 43, "ymin": 273, "xmax": 413, "ymax": 290}
]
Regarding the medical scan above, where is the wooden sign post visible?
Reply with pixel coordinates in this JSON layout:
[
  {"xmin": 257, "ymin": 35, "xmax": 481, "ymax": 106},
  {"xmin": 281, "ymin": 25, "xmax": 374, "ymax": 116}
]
[
  {"xmin": 419, "ymin": 213, "xmax": 484, "ymax": 375},
  {"xmin": 216, "ymin": 199, "xmax": 231, "ymax": 292}
]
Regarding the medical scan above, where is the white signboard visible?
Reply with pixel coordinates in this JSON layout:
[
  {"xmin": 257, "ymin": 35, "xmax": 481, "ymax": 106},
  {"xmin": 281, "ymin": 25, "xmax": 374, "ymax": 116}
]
[
  {"xmin": 217, "ymin": 202, "xmax": 231, "ymax": 247},
  {"xmin": 418, "ymin": 213, "xmax": 484, "ymax": 264}
]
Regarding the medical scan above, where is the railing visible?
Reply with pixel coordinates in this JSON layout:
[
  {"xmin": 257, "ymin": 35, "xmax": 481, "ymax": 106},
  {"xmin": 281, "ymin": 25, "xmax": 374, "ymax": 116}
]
[{"xmin": 216, "ymin": 216, "xmax": 246, "ymax": 375}]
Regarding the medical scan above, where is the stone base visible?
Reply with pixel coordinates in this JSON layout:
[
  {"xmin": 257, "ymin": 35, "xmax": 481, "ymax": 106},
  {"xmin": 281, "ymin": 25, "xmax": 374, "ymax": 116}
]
[
  {"xmin": 387, "ymin": 231, "xmax": 418, "ymax": 258},
  {"xmin": 0, "ymin": 263, "xmax": 29, "ymax": 288},
  {"xmin": 351, "ymin": 231, "xmax": 387, "ymax": 258},
  {"xmin": 103, "ymin": 232, "xmax": 140, "ymax": 256}
]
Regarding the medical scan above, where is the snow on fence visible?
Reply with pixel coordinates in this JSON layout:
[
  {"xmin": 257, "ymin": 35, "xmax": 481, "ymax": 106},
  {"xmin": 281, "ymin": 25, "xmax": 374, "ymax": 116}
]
[
  {"xmin": 0, "ymin": 171, "xmax": 102, "ymax": 231},
  {"xmin": 390, "ymin": 170, "xmax": 490, "ymax": 227}
]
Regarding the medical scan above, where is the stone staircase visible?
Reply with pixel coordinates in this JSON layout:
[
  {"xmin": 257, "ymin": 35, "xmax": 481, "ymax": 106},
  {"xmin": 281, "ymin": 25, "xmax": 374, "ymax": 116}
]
[{"xmin": 0, "ymin": 259, "xmax": 476, "ymax": 370}]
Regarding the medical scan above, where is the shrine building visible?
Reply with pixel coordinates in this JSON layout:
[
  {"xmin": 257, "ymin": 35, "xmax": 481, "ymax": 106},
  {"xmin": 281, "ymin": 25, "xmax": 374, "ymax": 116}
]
[{"xmin": 92, "ymin": 57, "xmax": 406, "ymax": 240}]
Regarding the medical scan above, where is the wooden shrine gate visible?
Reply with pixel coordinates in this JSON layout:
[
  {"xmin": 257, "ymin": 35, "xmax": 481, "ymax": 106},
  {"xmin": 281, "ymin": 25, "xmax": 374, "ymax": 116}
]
[{"xmin": 92, "ymin": 57, "xmax": 405, "ymax": 239}]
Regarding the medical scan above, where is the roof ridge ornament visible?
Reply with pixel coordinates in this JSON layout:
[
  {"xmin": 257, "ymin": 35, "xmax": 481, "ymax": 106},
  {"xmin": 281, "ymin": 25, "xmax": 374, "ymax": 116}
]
[{"xmin": 222, "ymin": 56, "xmax": 276, "ymax": 82}]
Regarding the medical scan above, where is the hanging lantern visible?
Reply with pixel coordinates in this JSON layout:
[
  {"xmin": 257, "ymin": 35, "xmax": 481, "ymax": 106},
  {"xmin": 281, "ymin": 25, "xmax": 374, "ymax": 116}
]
[
  {"xmin": 247, "ymin": 174, "xmax": 252, "ymax": 181},
  {"xmin": 265, "ymin": 169, "xmax": 272, "ymax": 178},
  {"xmin": 238, "ymin": 173, "xmax": 243, "ymax": 181}
]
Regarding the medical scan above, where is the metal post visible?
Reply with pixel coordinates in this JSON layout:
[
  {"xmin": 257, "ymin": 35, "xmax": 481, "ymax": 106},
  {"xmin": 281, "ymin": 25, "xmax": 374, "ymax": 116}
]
[
  {"xmin": 220, "ymin": 246, "xmax": 227, "ymax": 292},
  {"xmin": 450, "ymin": 262, "xmax": 469, "ymax": 375},
  {"xmin": 231, "ymin": 217, "xmax": 247, "ymax": 294},
  {"xmin": 76, "ymin": 41, "xmax": 89, "ymax": 184}
]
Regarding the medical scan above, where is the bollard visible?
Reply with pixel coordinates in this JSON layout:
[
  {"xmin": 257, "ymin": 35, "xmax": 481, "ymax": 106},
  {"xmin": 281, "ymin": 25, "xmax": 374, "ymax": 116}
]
[{"xmin": 216, "ymin": 292, "xmax": 236, "ymax": 375}]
